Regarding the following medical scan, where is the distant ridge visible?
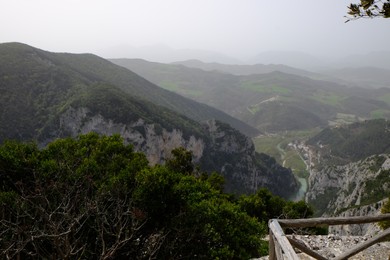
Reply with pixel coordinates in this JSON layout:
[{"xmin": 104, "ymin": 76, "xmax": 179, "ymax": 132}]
[
  {"xmin": 172, "ymin": 59, "xmax": 324, "ymax": 79},
  {"xmin": 111, "ymin": 58, "xmax": 390, "ymax": 133},
  {"xmin": 249, "ymin": 50, "xmax": 327, "ymax": 71}
]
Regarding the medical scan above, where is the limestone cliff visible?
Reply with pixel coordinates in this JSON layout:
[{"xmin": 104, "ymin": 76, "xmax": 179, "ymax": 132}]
[
  {"xmin": 306, "ymin": 154, "xmax": 390, "ymax": 216},
  {"xmin": 54, "ymin": 107, "xmax": 298, "ymax": 197},
  {"xmin": 328, "ymin": 199, "xmax": 387, "ymax": 236}
]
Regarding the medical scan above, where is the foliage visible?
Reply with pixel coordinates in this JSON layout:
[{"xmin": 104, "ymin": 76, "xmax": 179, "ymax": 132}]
[
  {"xmin": 347, "ymin": 0, "xmax": 390, "ymax": 21},
  {"xmin": 0, "ymin": 134, "xmax": 305, "ymax": 259},
  {"xmin": 307, "ymin": 119, "xmax": 390, "ymax": 164},
  {"xmin": 165, "ymin": 147, "xmax": 194, "ymax": 175},
  {"xmin": 361, "ymin": 169, "xmax": 390, "ymax": 205},
  {"xmin": 379, "ymin": 197, "xmax": 390, "ymax": 229},
  {"xmin": 238, "ymin": 188, "xmax": 314, "ymax": 222}
]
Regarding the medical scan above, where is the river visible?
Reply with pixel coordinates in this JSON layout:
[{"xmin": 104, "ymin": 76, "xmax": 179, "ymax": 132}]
[
  {"xmin": 276, "ymin": 141, "xmax": 308, "ymax": 201},
  {"xmin": 290, "ymin": 177, "xmax": 307, "ymax": 201}
]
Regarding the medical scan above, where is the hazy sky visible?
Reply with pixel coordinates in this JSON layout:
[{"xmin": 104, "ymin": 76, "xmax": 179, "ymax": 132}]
[{"xmin": 1, "ymin": 0, "xmax": 389, "ymax": 61}]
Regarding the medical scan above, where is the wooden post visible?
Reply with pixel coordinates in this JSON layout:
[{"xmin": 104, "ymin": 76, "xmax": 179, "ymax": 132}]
[
  {"xmin": 269, "ymin": 223, "xmax": 276, "ymax": 260},
  {"xmin": 269, "ymin": 219, "xmax": 300, "ymax": 260}
]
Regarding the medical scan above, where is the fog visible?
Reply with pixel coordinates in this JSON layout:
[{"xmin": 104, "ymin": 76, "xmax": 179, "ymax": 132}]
[{"xmin": 1, "ymin": 0, "xmax": 390, "ymax": 65}]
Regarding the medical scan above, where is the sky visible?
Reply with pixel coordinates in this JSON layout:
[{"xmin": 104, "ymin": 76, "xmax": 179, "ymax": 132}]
[{"xmin": 1, "ymin": 0, "xmax": 390, "ymax": 63}]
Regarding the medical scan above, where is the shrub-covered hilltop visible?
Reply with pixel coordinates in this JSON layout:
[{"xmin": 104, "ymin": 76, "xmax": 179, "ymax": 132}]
[{"xmin": 0, "ymin": 133, "xmax": 312, "ymax": 259}]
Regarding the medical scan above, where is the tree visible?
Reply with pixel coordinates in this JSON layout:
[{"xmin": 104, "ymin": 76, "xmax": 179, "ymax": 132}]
[
  {"xmin": 238, "ymin": 188, "xmax": 314, "ymax": 223},
  {"xmin": 0, "ymin": 133, "xmax": 150, "ymax": 259},
  {"xmin": 347, "ymin": 0, "xmax": 390, "ymax": 22},
  {"xmin": 379, "ymin": 197, "xmax": 390, "ymax": 230},
  {"xmin": 0, "ymin": 134, "xmax": 269, "ymax": 259},
  {"xmin": 165, "ymin": 147, "xmax": 194, "ymax": 175}
]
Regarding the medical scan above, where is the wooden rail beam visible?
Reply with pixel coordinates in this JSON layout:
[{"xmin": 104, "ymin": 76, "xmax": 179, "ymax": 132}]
[
  {"xmin": 276, "ymin": 213, "xmax": 390, "ymax": 228},
  {"xmin": 287, "ymin": 236, "xmax": 327, "ymax": 260},
  {"xmin": 334, "ymin": 227, "xmax": 390, "ymax": 260}
]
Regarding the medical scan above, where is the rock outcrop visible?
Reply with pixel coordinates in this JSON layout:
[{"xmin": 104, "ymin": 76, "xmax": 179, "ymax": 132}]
[
  {"xmin": 306, "ymin": 154, "xmax": 390, "ymax": 216},
  {"xmin": 54, "ymin": 107, "xmax": 299, "ymax": 197},
  {"xmin": 328, "ymin": 199, "xmax": 387, "ymax": 236}
]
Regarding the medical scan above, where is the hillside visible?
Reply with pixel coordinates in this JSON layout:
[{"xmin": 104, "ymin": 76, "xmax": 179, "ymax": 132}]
[
  {"xmin": 111, "ymin": 58, "xmax": 390, "ymax": 132},
  {"xmin": 172, "ymin": 59, "xmax": 323, "ymax": 78},
  {"xmin": 302, "ymin": 119, "xmax": 390, "ymax": 215},
  {"xmin": 307, "ymin": 119, "xmax": 390, "ymax": 165},
  {"xmin": 320, "ymin": 66, "xmax": 390, "ymax": 89},
  {"xmin": 0, "ymin": 42, "xmax": 296, "ymax": 197},
  {"xmin": 0, "ymin": 42, "xmax": 258, "ymax": 137}
]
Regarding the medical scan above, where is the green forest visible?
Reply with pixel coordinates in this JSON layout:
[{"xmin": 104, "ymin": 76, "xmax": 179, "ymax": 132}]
[{"xmin": 0, "ymin": 133, "xmax": 313, "ymax": 259}]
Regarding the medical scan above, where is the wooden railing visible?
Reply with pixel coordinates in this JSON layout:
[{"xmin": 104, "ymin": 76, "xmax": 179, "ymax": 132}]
[{"xmin": 268, "ymin": 213, "xmax": 390, "ymax": 260}]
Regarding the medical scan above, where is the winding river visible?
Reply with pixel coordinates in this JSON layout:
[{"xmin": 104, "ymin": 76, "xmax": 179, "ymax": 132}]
[
  {"xmin": 277, "ymin": 141, "xmax": 308, "ymax": 201},
  {"xmin": 290, "ymin": 177, "xmax": 307, "ymax": 201}
]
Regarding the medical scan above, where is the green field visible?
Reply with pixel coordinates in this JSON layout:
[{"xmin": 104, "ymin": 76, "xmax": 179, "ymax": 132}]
[
  {"xmin": 378, "ymin": 93, "xmax": 390, "ymax": 105},
  {"xmin": 240, "ymin": 82, "xmax": 291, "ymax": 95},
  {"xmin": 312, "ymin": 92, "xmax": 344, "ymax": 106},
  {"xmin": 371, "ymin": 109, "xmax": 390, "ymax": 119},
  {"xmin": 253, "ymin": 129, "xmax": 320, "ymax": 177},
  {"xmin": 328, "ymin": 113, "xmax": 362, "ymax": 126},
  {"xmin": 161, "ymin": 81, "xmax": 203, "ymax": 97}
]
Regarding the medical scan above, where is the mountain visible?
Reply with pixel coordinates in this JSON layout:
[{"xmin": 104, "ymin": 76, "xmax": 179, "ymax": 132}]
[
  {"xmin": 249, "ymin": 51, "xmax": 327, "ymax": 71},
  {"xmin": 110, "ymin": 58, "xmax": 390, "ymax": 133},
  {"xmin": 172, "ymin": 59, "xmax": 322, "ymax": 78},
  {"xmin": 0, "ymin": 42, "xmax": 298, "ymax": 197},
  {"xmin": 320, "ymin": 66, "xmax": 390, "ymax": 89},
  {"xmin": 307, "ymin": 119, "xmax": 390, "ymax": 165},
  {"xmin": 99, "ymin": 44, "xmax": 242, "ymax": 64},
  {"xmin": 334, "ymin": 51, "xmax": 390, "ymax": 70},
  {"xmin": 301, "ymin": 119, "xmax": 390, "ymax": 215}
]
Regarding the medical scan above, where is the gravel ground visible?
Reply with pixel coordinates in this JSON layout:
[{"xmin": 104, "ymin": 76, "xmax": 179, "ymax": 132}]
[{"xmin": 256, "ymin": 234, "xmax": 390, "ymax": 259}]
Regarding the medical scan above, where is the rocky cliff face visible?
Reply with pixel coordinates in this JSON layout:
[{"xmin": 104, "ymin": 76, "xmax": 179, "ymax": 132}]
[
  {"xmin": 53, "ymin": 107, "xmax": 298, "ymax": 197},
  {"xmin": 58, "ymin": 107, "xmax": 205, "ymax": 165},
  {"xmin": 306, "ymin": 153, "xmax": 390, "ymax": 216},
  {"xmin": 328, "ymin": 199, "xmax": 387, "ymax": 236}
]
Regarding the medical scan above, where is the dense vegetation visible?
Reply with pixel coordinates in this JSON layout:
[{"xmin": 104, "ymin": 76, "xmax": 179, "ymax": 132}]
[
  {"xmin": 307, "ymin": 119, "xmax": 390, "ymax": 164},
  {"xmin": 380, "ymin": 197, "xmax": 390, "ymax": 230},
  {"xmin": 0, "ymin": 133, "xmax": 313, "ymax": 259}
]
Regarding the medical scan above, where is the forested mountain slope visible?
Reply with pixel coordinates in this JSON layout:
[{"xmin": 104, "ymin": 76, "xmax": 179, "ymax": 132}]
[
  {"xmin": 0, "ymin": 42, "xmax": 296, "ymax": 197},
  {"xmin": 0, "ymin": 42, "xmax": 259, "ymax": 137}
]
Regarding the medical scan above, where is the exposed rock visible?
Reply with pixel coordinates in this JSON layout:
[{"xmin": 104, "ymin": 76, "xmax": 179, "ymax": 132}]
[
  {"xmin": 328, "ymin": 199, "xmax": 387, "ymax": 236},
  {"xmin": 54, "ymin": 107, "xmax": 299, "ymax": 197},
  {"xmin": 58, "ymin": 107, "xmax": 205, "ymax": 165},
  {"xmin": 305, "ymin": 154, "xmax": 390, "ymax": 216}
]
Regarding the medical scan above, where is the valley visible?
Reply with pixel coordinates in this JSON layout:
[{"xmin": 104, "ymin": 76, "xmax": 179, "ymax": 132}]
[
  {"xmin": 0, "ymin": 43, "xmax": 298, "ymax": 198},
  {"xmin": 111, "ymin": 59, "xmax": 390, "ymax": 133},
  {"xmin": 2, "ymin": 1, "xmax": 390, "ymax": 258},
  {"xmin": 1, "ymin": 42, "xmax": 390, "ymax": 217},
  {"xmin": 253, "ymin": 129, "xmax": 319, "ymax": 201},
  {"xmin": 111, "ymin": 58, "xmax": 390, "ymax": 215}
]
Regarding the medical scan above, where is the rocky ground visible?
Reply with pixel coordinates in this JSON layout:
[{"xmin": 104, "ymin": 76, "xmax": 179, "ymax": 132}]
[{"xmin": 256, "ymin": 234, "xmax": 390, "ymax": 259}]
